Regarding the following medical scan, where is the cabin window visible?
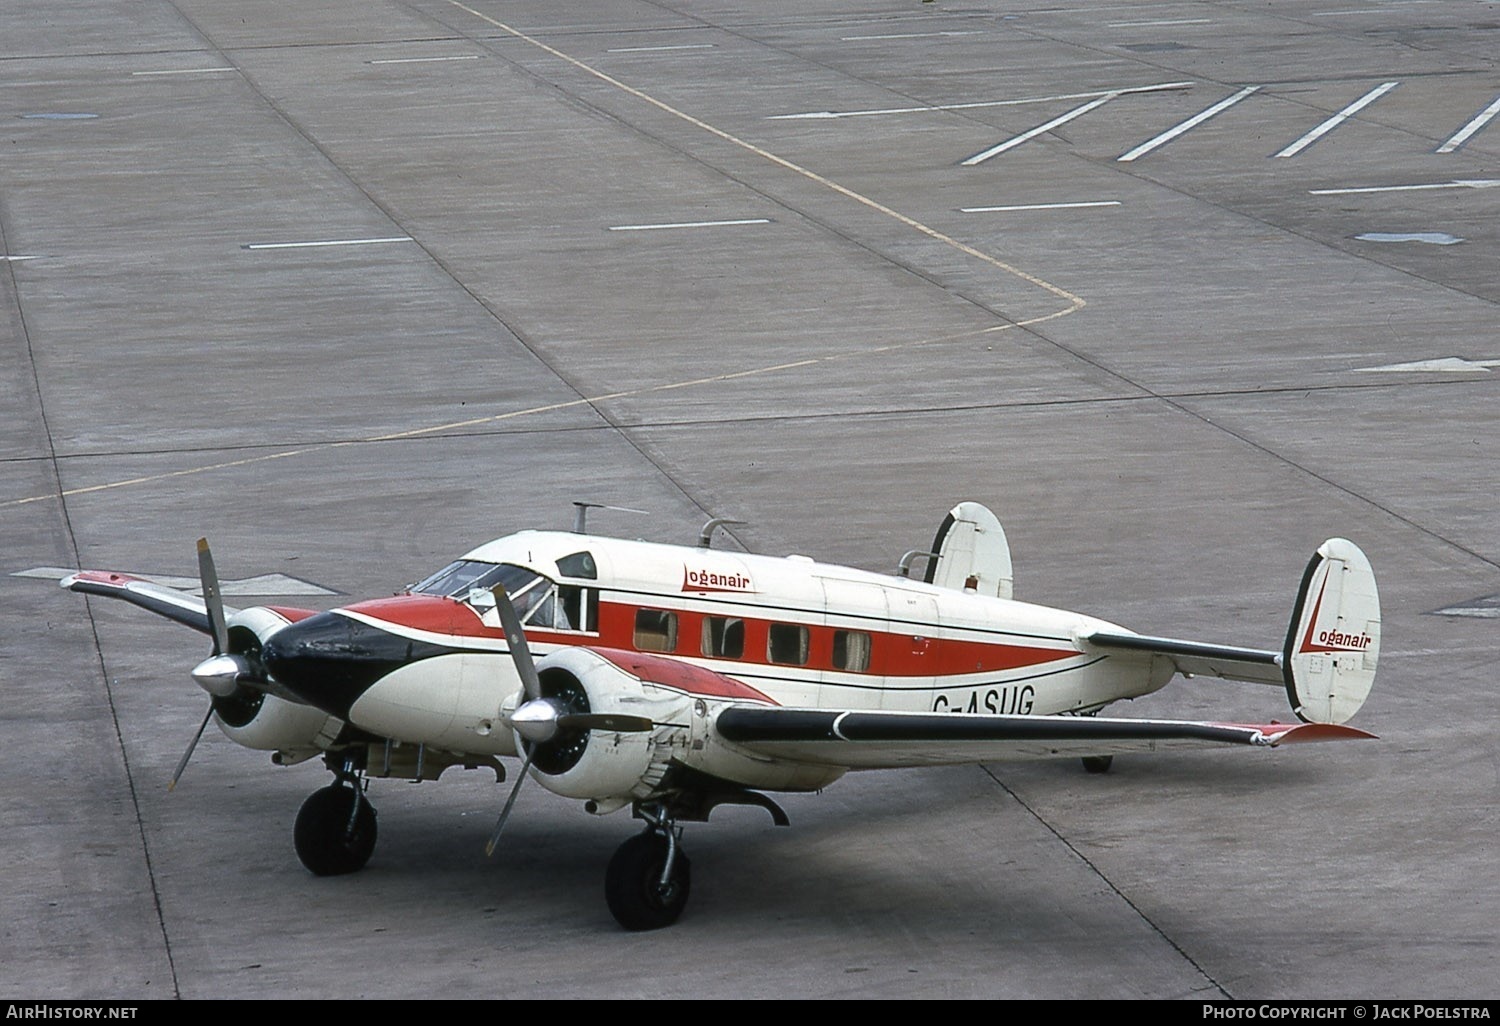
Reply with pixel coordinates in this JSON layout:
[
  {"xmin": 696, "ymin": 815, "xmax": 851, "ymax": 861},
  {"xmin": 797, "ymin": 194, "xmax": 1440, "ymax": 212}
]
[
  {"xmin": 634, "ymin": 609, "xmax": 678, "ymax": 652},
  {"xmin": 701, "ymin": 616, "xmax": 745, "ymax": 659},
  {"xmin": 832, "ymin": 630, "xmax": 872, "ymax": 672},
  {"xmin": 767, "ymin": 623, "xmax": 810, "ymax": 666}
]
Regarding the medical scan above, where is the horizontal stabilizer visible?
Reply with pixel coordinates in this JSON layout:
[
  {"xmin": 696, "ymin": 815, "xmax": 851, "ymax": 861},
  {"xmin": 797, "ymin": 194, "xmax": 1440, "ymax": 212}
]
[
  {"xmin": 1084, "ymin": 631, "xmax": 1284, "ymax": 686},
  {"xmin": 714, "ymin": 706, "xmax": 1372, "ymax": 771},
  {"xmin": 62, "ymin": 570, "xmax": 220, "ymax": 635}
]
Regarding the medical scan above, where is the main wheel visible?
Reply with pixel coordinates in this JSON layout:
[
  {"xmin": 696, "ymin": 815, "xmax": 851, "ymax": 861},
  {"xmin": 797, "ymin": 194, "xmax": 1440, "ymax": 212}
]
[
  {"xmin": 1081, "ymin": 755, "xmax": 1114, "ymax": 774},
  {"xmin": 294, "ymin": 785, "xmax": 377, "ymax": 876},
  {"xmin": 605, "ymin": 831, "xmax": 691, "ymax": 931}
]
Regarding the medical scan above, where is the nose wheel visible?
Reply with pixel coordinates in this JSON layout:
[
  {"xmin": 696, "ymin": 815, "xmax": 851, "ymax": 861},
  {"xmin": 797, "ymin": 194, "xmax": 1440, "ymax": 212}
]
[
  {"xmin": 605, "ymin": 815, "xmax": 691, "ymax": 931},
  {"xmin": 293, "ymin": 758, "xmax": 377, "ymax": 876}
]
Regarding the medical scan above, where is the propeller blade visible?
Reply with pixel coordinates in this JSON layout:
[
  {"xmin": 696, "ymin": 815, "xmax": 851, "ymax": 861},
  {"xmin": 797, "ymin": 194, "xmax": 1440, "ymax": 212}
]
[
  {"xmin": 557, "ymin": 712, "xmax": 655, "ymax": 733},
  {"xmin": 484, "ymin": 749, "xmax": 535, "ymax": 857},
  {"xmin": 491, "ymin": 585, "xmax": 542, "ymax": 702},
  {"xmin": 196, "ymin": 538, "xmax": 229, "ymax": 657},
  {"xmin": 169, "ymin": 704, "xmax": 215, "ymax": 791}
]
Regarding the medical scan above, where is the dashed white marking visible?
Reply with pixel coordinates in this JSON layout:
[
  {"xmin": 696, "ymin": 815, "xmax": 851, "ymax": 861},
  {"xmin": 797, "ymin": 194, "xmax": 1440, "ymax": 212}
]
[
  {"xmin": 770, "ymin": 81, "xmax": 1190, "ymax": 121},
  {"xmin": 1108, "ymin": 18, "xmax": 1212, "ymax": 27},
  {"xmin": 840, "ymin": 31, "xmax": 981, "ymax": 41},
  {"xmin": 366, "ymin": 55, "xmax": 481, "ymax": 64},
  {"xmin": 1355, "ymin": 231, "xmax": 1463, "ymax": 245},
  {"xmin": 606, "ymin": 44, "xmax": 716, "ymax": 53},
  {"xmin": 962, "ymin": 95, "xmax": 1116, "ymax": 165},
  {"xmin": 131, "ymin": 68, "xmax": 237, "ymax": 76},
  {"xmin": 1117, "ymin": 85, "xmax": 1259, "ymax": 162},
  {"xmin": 1438, "ymin": 94, "xmax": 1500, "ymax": 153},
  {"xmin": 1312, "ymin": 1, "xmax": 1437, "ymax": 13},
  {"xmin": 607, "ymin": 218, "xmax": 771, "ymax": 232},
  {"xmin": 1274, "ymin": 81, "xmax": 1398, "ymax": 158},
  {"xmin": 2, "ymin": 255, "xmax": 43, "ymax": 261},
  {"xmin": 1431, "ymin": 596, "xmax": 1500, "ymax": 618},
  {"xmin": 241, "ymin": 236, "xmax": 413, "ymax": 250},
  {"xmin": 961, "ymin": 200, "xmax": 1121, "ymax": 213},
  {"xmin": 1356, "ymin": 357, "xmax": 1500, "ymax": 373},
  {"xmin": 1310, "ymin": 179, "xmax": 1500, "ymax": 195},
  {"xmin": 15, "ymin": 567, "xmax": 337, "ymax": 596}
]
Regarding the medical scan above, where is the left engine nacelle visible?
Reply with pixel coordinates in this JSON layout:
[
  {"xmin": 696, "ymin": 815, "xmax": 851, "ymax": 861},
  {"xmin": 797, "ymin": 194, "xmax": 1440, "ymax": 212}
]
[
  {"xmin": 517, "ymin": 647, "xmax": 692, "ymax": 803},
  {"xmin": 216, "ymin": 607, "xmax": 343, "ymax": 759}
]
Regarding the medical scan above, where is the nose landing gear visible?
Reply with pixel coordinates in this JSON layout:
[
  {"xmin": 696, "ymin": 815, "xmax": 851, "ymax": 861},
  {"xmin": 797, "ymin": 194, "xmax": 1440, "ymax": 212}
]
[{"xmin": 294, "ymin": 755, "xmax": 377, "ymax": 876}]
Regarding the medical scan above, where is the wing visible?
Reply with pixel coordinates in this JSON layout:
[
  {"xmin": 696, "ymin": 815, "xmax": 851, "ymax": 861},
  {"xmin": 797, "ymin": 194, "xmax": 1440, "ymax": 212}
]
[
  {"xmin": 713, "ymin": 706, "xmax": 1373, "ymax": 770},
  {"xmin": 62, "ymin": 570, "xmax": 222, "ymax": 635}
]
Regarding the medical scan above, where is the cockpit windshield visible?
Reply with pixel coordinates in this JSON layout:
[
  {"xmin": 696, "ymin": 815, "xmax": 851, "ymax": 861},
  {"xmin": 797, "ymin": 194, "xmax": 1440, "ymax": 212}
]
[{"xmin": 409, "ymin": 561, "xmax": 552, "ymax": 621}]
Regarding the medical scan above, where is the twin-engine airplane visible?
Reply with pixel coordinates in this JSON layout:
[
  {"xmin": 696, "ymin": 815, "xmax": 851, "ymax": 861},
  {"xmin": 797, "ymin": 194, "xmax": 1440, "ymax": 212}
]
[{"xmin": 65, "ymin": 502, "xmax": 1380, "ymax": 929}]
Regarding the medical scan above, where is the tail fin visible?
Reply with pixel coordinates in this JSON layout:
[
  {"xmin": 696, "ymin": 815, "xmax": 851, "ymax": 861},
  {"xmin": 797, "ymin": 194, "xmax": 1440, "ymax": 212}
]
[
  {"xmin": 1283, "ymin": 538, "xmax": 1380, "ymax": 725},
  {"xmin": 924, "ymin": 502, "xmax": 1014, "ymax": 600}
]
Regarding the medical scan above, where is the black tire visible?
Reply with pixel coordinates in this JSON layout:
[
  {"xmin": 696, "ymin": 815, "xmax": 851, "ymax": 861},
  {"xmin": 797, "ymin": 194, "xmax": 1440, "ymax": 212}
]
[
  {"xmin": 1081, "ymin": 755, "xmax": 1114, "ymax": 775},
  {"xmin": 605, "ymin": 832, "xmax": 691, "ymax": 931},
  {"xmin": 294, "ymin": 785, "xmax": 377, "ymax": 876}
]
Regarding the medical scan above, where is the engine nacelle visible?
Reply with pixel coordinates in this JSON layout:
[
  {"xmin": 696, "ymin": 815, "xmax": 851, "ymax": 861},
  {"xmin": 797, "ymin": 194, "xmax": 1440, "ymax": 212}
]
[
  {"xmin": 215, "ymin": 606, "xmax": 343, "ymax": 758},
  {"xmin": 518, "ymin": 647, "xmax": 693, "ymax": 803}
]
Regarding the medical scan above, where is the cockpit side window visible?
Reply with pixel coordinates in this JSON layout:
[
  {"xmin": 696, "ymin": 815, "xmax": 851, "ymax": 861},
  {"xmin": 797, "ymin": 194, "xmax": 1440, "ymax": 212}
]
[{"xmin": 413, "ymin": 561, "xmax": 552, "ymax": 614}]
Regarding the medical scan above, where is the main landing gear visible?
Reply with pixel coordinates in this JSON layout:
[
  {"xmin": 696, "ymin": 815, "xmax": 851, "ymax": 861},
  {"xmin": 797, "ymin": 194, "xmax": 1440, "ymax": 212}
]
[
  {"xmin": 605, "ymin": 805, "xmax": 691, "ymax": 931},
  {"xmin": 294, "ymin": 755, "xmax": 377, "ymax": 876}
]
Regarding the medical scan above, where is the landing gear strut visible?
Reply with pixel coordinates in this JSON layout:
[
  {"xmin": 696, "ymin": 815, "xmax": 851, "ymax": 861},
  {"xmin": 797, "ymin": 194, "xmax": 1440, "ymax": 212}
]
[
  {"xmin": 294, "ymin": 755, "xmax": 377, "ymax": 876},
  {"xmin": 605, "ymin": 805, "xmax": 691, "ymax": 931}
]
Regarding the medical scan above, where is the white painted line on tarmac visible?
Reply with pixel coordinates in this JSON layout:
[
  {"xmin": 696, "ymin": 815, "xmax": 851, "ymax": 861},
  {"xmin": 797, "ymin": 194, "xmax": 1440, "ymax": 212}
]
[
  {"xmin": 1356, "ymin": 357, "xmax": 1500, "ymax": 373},
  {"xmin": 1355, "ymin": 231, "xmax": 1463, "ymax": 245},
  {"xmin": 132, "ymin": 67, "xmax": 237, "ymax": 76},
  {"xmin": 607, "ymin": 218, "xmax": 771, "ymax": 232},
  {"xmin": 2, "ymin": 255, "xmax": 43, "ymax": 261},
  {"xmin": 1108, "ymin": 18, "xmax": 1212, "ymax": 27},
  {"xmin": 367, "ymin": 55, "xmax": 481, "ymax": 64},
  {"xmin": 606, "ymin": 44, "xmax": 716, "ymax": 53},
  {"xmin": 840, "ymin": 31, "xmax": 981, "ymax": 41},
  {"xmin": 15, "ymin": 566, "xmax": 337, "ymax": 596},
  {"xmin": 768, "ymin": 81, "xmax": 1191, "ymax": 121},
  {"xmin": 961, "ymin": 200, "xmax": 1121, "ymax": 213},
  {"xmin": 962, "ymin": 95, "xmax": 1116, "ymax": 165},
  {"xmin": 1312, "ymin": 1, "xmax": 1437, "ymax": 14},
  {"xmin": 1438, "ymin": 94, "xmax": 1500, "ymax": 153},
  {"xmin": 1310, "ymin": 179, "xmax": 1500, "ymax": 195},
  {"xmin": 1274, "ymin": 81, "xmax": 1398, "ymax": 158},
  {"xmin": 1117, "ymin": 85, "xmax": 1259, "ymax": 162},
  {"xmin": 242, "ymin": 237, "xmax": 414, "ymax": 250}
]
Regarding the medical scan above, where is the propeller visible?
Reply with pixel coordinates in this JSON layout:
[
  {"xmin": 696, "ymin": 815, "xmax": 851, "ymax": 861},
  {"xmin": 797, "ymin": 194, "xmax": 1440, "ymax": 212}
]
[
  {"xmin": 174, "ymin": 539, "xmax": 264, "ymax": 790},
  {"xmin": 483, "ymin": 585, "xmax": 653, "ymax": 855}
]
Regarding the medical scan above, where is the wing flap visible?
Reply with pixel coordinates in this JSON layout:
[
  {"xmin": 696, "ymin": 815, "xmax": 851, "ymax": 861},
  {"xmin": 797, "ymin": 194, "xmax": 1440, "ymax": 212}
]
[
  {"xmin": 62, "ymin": 570, "xmax": 220, "ymax": 635},
  {"xmin": 714, "ymin": 706, "xmax": 1372, "ymax": 770}
]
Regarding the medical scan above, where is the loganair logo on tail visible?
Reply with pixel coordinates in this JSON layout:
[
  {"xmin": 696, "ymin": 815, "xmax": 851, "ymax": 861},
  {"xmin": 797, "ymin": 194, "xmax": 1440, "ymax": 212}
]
[
  {"xmin": 1299, "ymin": 573, "xmax": 1373, "ymax": 654},
  {"xmin": 682, "ymin": 566, "xmax": 754, "ymax": 594}
]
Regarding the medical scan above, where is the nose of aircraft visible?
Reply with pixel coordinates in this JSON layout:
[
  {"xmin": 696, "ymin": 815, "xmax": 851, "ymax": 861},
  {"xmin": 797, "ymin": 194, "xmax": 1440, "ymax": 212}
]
[{"xmin": 261, "ymin": 611, "xmax": 399, "ymax": 719}]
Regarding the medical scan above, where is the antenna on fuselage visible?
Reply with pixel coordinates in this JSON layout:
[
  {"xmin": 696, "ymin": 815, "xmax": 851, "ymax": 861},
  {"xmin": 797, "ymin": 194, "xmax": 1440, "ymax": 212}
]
[
  {"xmin": 571, "ymin": 501, "xmax": 649, "ymax": 534},
  {"xmin": 698, "ymin": 516, "xmax": 746, "ymax": 548}
]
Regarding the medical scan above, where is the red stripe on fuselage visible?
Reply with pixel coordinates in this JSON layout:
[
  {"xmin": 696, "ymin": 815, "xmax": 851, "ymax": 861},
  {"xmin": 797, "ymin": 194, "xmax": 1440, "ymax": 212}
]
[{"xmin": 338, "ymin": 594, "xmax": 1077, "ymax": 678}]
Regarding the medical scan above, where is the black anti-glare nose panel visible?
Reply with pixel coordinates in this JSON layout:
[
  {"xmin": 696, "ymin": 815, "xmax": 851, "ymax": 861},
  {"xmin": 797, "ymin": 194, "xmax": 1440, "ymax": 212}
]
[{"xmin": 261, "ymin": 612, "xmax": 459, "ymax": 719}]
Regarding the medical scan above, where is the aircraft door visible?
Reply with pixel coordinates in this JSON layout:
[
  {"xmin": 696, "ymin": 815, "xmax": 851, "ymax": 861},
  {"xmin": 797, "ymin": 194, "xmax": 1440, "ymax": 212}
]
[
  {"xmin": 886, "ymin": 588, "xmax": 941, "ymax": 712},
  {"xmin": 819, "ymin": 577, "xmax": 888, "ymax": 711}
]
